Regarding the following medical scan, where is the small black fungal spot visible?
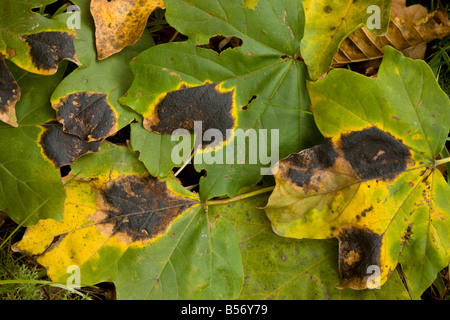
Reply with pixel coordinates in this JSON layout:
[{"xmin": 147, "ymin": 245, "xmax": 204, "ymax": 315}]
[
  {"xmin": 148, "ymin": 82, "xmax": 235, "ymax": 148},
  {"xmin": 324, "ymin": 5, "xmax": 332, "ymax": 13},
  {"xmin": 39, "ymin": 121, "xmax": 101, "ymax": 168},
  {"xmin": 56, "ymin": 92, "xmax": 116, "ymax": 142},
  {"xmin": 22, "ymin": 31, "xmax": 77, "ymax": 72},
  {"xmin": 402, "ymin": 224, "xmax": 413, "ymax": 244},
  {"xmin": 97, "ymin": 175, "xmax": 198, "ymax": 242},
  {"xmin": 340, "ymin": 127, "xmax": 410, "ymax": 180},
  {"xmin": 361, "ymin": 205, "xmax": 373, "ymax": 217}
]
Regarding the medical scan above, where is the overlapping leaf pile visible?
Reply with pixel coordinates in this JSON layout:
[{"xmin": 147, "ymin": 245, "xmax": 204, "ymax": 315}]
[{"xmin": 0, "ymin": 0, "xmax": 449, "ymax": 300}]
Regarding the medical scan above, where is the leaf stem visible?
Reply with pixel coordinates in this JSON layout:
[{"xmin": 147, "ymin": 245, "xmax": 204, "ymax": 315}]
[
  {"xmin": 174, "ymin": 146, "xmax": 197, "ymax": 177},
  {"xmin": 168, "ymin": 31, "xmax": 180, "ymax": 43},
  {"xmin": 435, "ymin": 156, "xmax": 450, "ymax": 166},
  {"xmin": 437, "ymin": 151, "xmax": 450, "ymax": 185},
  {"xmin": 205, "ymin": 186, "xmax": 275, "ymax": 206}
]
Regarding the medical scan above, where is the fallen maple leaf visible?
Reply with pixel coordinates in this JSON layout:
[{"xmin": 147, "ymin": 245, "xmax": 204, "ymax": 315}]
[{"xmin": 265, "ymin": 46, "xmax": 450, "ymax": 294}]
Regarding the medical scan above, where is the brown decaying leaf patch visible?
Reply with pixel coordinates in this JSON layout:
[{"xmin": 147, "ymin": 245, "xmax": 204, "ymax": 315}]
[
  {"xmin": 275, "ymin": 126, "xmax": 414, "ymax": 289},
  {"xmin": 92, "ymin": 175, "xmax": 198, "ymax": 245},
  {"xmin": 333, "ymin": 0, "xmax": 450, "ymax": 69}
]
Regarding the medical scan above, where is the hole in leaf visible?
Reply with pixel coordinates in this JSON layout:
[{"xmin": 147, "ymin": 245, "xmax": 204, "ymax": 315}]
[
  {"xmin": 60, "ymin": 165, "xmax": 71, "ymax": 178},
  {"xmin": 173, "ymin": 165, "xmax": 205, "ymax": 192},
  {"xmin": 42, "ymin": 233, "xmax": 68, "ymax": 254},
  {"xmin": 197, "ymin": 35, "xmax": 243, "ymax": 55},
  {"xmin": 242, "ymin": 95, "xmax": 257, "ymax": 110},
  {"xmin": 105, "ymin": 124, "xmax": 131, "ymax": 145}
]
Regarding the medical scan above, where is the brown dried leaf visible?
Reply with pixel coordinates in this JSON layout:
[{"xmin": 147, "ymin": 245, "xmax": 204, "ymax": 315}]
[{"xmin": 333, "ymin": 0, "xmax": 450, "ymax": 67}]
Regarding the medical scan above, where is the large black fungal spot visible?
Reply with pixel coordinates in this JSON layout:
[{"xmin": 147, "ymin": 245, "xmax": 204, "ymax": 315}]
[
  {"xmin": 0, "ymin": 57, "xmax": 20, "ymax": 113},
  {"xmin": 340, "ymin": 127, "xmax": 410, "ymax": 180},
  {"xmin": 56, "ymin": 92, "xmax": 116, "ymax": 142},
  {"xmin": 39, "ymin": 121, "xmax": 101, "ymax": 168},
  {"xmin": 148, "ymin": 82, "xmax": 235, "ymax": 148},
  {"xmin": 337, "ymin": 226, "xmax": 382, "ymax": 288},
  {"xmin": 97, "ymin": 175, "xmax": 198, "ymax": 242},
  {"xmin": 22, "ymin": 32, "xmax": 77, "ymax": 72},
  {"xmin": 282, "ymin": 138, "xmax": 338, "ymax": 187}
]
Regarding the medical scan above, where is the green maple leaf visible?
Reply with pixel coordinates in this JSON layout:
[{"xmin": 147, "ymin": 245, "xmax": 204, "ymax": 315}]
[{"xmin": 17, "ymin": 142, "xmax": 244, "ymax": 299}]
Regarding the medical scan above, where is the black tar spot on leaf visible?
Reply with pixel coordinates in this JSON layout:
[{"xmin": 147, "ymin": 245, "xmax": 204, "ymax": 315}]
[
  {"xmin": 337, "ymin": 226, "xmax": 382, "ymax": 288},
  {"xmin": 55, "ymin": 92, "xmax": 116, "ymax": 142},
  {"xmin": 22, "ymin": 31, "xmax": 77, "ymax": 72},
  {"xmin": 284, "ymin": 138, "xmax": 338, "ymax": 187},
  {"xmin": 340, "ymin": 127, "xmax": 410, "ymax": 180},
  {"xmin": 39, "ymin": 121, "xmax": 101, "ymax": 168},
  {"xmin": 361, "ymin": 205, "xmax": 374, "ymax": 217},
  {"xmin": 97, "ymin": 175, "xmax": 198, "ymax": 242},
  {"xmin": 0, "ymin": 57, "xmax": 20, "ymax": 114},
  {"xmin": 148, "ymin": 82, "xmax": 235, "ymax": 147}
]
